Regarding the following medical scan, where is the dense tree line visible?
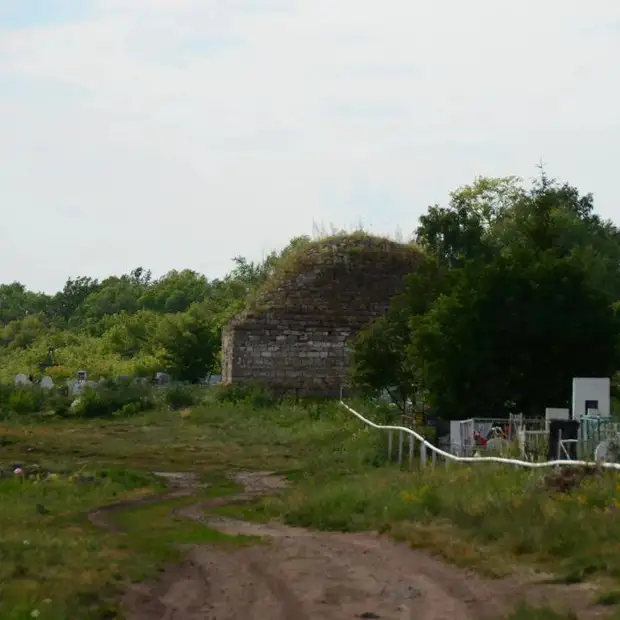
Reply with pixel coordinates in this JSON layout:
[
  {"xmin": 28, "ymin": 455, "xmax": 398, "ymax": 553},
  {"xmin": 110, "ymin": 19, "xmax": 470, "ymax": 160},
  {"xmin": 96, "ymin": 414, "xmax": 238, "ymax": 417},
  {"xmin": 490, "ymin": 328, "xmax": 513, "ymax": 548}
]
[
  {"xmin": 351, "ymin": 171, "xmax": 620, "ymax": 419},
  {"xmin": 0, "ymin": 238, "xmax": 310, "ymax": 383},
  {"xmin": 4, "ymin": 169, "xmax": 620, "ymax": 416}
]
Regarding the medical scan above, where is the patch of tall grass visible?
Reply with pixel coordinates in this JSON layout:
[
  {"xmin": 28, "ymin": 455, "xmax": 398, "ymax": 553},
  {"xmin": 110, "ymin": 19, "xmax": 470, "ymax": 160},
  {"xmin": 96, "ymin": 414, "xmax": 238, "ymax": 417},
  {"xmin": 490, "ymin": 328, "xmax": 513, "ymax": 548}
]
[
  {"xmin": 267, "ymin": 462, "xmax": 620, "ymax": 582},
  {"xmin": 0, "ymin": 468, "xmax": 163, "ymax": 620}
]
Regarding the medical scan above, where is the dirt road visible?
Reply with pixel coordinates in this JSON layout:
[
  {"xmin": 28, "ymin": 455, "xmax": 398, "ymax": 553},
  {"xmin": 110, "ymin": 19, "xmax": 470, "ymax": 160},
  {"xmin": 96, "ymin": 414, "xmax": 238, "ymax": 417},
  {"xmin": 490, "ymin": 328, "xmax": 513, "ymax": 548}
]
[{"xmin": 92, "ymin": 472, "xmax": 606, "ymax": 620}]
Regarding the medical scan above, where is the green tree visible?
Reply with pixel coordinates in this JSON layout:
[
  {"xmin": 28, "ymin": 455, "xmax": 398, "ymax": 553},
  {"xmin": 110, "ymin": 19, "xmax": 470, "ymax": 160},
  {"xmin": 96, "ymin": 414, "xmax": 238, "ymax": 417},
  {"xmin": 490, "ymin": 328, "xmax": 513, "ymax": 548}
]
[
  {"xmin": 139, "ymin": 269, "xmax": 209, "ymax": 314},
  {"xmin": 75, "ymin": 275, "xmax": 143, "ymax": 323},
  {"xmin": 351, "ymin": 257, "xmax": 446, "ymax": 411},
  {"xmin": 154, "ymin": 305, "xmax": 219, "ymax": 382},
  {"xmin": 409, "ymin": 249, "xmax": 620, "ymax": 418},
  {"xmin": 354, "ymin": 173, "xmax": 620, "ymax": 420},
  {"xmin": 351, "ymin": 310, "xmax": 415, "ymax": 412},
  {"xmin": 102, "ymin": 310, "xmax": 162, "ymax": 358},
  {"xmin": 0, "ymin": 282, "xmax": 51, "ymax": 324},
  {"xmin": 416, "ymin": 176, "xmax": 523, "ymax": 267},
  {"xmin": 494, "ymin": 176, "xmax": 620, "ymax": 299},
  {"xmin": 51, "ymin": 276, "xmax": 100, "ymax": 323},
  {"xmin": 1, "ymin": 314, "xmax": 49, "ymax": 349},
  {"xmin": 129, "ymin": 267, "xmax": 152, "ymax": 287}
]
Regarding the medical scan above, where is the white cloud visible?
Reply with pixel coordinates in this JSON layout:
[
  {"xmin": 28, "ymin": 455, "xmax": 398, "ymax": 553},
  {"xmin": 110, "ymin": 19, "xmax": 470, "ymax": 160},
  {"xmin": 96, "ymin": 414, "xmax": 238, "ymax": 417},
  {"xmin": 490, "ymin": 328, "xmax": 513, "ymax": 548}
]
[{"xmin": 1, "ymin": 0, "xmax": 620, "ymax": 291}]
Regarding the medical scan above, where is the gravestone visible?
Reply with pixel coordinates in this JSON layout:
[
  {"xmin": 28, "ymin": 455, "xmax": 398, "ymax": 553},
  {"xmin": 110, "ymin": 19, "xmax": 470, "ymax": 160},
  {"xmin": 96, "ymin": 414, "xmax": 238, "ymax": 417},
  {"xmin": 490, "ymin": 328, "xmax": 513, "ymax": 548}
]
[
  {"xmin": 155, "ymin": 372, "xmax": 170, "ymax": 386},
  {"xmin": 14, "ymin": 374, "xmax": 32, "ymax": 386},
  {"xmin": 70, "ymin": 381, "xmax": 84, "ymax": 395},
  {"xmin": 40, "ymin": 376, "xmax": 55, "ymax": 390}
]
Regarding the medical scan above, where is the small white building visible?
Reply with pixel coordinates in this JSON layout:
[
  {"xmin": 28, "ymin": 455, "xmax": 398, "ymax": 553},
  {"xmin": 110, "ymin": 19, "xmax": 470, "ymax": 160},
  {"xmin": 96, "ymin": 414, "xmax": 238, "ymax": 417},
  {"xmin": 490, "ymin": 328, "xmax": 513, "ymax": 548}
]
[{"xmin": 572, "ymin": 377, "xmax": 610, "ymax": 420}]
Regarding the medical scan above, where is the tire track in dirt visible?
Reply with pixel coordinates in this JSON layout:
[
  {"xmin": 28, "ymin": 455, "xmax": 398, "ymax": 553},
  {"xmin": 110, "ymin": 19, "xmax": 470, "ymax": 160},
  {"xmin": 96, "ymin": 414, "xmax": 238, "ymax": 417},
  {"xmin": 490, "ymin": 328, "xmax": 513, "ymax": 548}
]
[
  {"xmin": 89, "ymin": 471, "xmax": 607, "ymax": 620},
  {"xmin": 88, "ymin": 472, "xmax": 203, "ymax": 532}
]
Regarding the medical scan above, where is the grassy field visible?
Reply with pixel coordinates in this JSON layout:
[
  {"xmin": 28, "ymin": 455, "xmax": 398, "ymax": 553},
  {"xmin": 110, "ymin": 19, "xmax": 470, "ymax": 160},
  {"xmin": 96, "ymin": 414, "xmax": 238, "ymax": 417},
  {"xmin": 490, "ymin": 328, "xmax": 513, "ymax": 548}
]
[
  {"xmin": 0, "ymin": 398, "xmax": 369, "ymax": 619},
  {"xmin": 261, "ymin": 463, "xmax": 620, "ymax": 581},
  {"xmin": 0, "ymin": 467, "xmax": 264, "ymax": 620},
  {"xmin": 2, "ymin": 396, "xmax": 620, "ymax": 618}
]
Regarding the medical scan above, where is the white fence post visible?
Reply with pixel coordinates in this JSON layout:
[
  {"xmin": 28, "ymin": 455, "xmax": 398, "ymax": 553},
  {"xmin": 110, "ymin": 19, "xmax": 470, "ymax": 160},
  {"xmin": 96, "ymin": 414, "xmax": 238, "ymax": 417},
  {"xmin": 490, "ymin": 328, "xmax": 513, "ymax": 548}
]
[
  {"xmin": 420, "ymin": 442, "xmax": 427, "ymax": 468},
  {"xmin": 388, "ymin": 429, "xmax": 393, "ymax": 461},
  {"xmin": 398, "ymin": 430, "xmax": 404, "ymax": 465}
]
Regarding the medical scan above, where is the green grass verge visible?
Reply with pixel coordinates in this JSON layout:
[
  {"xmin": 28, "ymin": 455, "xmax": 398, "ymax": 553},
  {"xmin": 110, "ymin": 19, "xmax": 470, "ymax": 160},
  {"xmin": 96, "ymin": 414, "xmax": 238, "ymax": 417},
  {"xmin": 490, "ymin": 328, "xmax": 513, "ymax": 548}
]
[
  {"xmin": 253, "ymin": 462, "xmax": 620, "ymax": 584},
  {"xmin": 0, "ymin": 468, "xmax": 162, "ymax": 619},
  {"xmin": 0, "ymin": 399, "xmax": 379, "ymax": 618},
  {"xmin": 597, "ymin": 589, "xmax": 620, "ymax": 606},
  {"xmin": 504, "ymin": 604, "xmax": 578, "ymax": 619},
  {"xmin": 4, "ymin": 398, "xmax": 620, "ymax": 616},
  {"xmin": 0, "ymin": 398, "xmax": 366, "ymax": 472},
  {"xmin": 0, "ymin": 468, "xmax": 258, "ymax": 620}
]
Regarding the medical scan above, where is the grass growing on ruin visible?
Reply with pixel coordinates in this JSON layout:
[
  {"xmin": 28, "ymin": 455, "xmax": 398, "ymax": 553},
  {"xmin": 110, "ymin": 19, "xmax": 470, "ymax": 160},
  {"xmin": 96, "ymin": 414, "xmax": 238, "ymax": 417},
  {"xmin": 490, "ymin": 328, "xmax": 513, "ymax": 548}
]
[{"xmin": 246, "ymin": 232, "xmax": 422, "ymax": 312}]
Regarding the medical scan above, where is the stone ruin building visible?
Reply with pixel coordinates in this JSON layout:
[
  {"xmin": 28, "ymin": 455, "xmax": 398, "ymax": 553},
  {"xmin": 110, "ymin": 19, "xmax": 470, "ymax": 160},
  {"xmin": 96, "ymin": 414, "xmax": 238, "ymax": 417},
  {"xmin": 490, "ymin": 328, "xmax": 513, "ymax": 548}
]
[{"xmin": 221, "ymin": 234, "xmax": 422, "ymax": 397}]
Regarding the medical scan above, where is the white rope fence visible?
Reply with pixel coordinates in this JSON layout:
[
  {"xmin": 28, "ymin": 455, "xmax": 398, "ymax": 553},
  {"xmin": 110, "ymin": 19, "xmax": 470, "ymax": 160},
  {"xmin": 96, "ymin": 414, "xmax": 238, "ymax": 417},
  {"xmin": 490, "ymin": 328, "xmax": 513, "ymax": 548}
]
[{"xmin": 340, "ymin": 401, "xmax": 620, "ymax": 471}]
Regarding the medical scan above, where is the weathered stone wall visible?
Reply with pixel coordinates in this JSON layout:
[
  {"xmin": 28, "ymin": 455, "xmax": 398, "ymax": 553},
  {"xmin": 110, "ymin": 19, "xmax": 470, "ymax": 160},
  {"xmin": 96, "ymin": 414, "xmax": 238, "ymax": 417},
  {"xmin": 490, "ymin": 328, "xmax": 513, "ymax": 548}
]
[{"xmin": 222, "ymin": 236, "xmax": 421, "ymax": 397}]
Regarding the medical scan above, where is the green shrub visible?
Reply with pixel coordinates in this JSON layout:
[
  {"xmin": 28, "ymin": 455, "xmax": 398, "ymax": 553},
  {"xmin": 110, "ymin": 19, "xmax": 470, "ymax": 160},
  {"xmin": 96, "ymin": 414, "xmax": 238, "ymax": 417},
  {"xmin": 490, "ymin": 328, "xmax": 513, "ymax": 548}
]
[
  {"xmin": 46, "ymin": 390, "xmax": 73, "ymax": 417},
  {"xmin": 95, "ymin": 467, "xmax": 158, "ymax": 488},
  {"xmin": 119, "ymin": 401, "xmax": 144, "ymax": 416},
  {"xmin": 0, "ymin": 383, "xmax": 13, "ymax": 408},
  {"xmin": 162, "ymin": 385, "xmax": 197, "ymax": 410},
  {"xmin": 6, "ymin": 387, "xmax": 44, "ymax": 414},
  {"xmin": 298, "ymin": 399, "xmax": 344, "ymax": 421},
  {"xmin": 71, "ymin": 384, "xmax": 155, "ymax": 418},
  {"xmin": 214, "ymin": 381, "xmax": 277, "ymax": 409},
  {"xmin": 372, "ymin": 403, "xmax": 402, "ymax": 425},
  {"xmin": 71, "ymin": 388, "xmax": 110, "ymax": 418}
]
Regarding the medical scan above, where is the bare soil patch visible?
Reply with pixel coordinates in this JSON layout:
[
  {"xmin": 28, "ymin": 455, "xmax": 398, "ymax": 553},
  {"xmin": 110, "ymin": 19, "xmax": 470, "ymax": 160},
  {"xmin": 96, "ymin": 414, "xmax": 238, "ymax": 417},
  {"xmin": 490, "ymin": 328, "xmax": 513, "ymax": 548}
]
[{"xmin": 90, "ymin": 471, "xmax": 607, "ymax": 620}]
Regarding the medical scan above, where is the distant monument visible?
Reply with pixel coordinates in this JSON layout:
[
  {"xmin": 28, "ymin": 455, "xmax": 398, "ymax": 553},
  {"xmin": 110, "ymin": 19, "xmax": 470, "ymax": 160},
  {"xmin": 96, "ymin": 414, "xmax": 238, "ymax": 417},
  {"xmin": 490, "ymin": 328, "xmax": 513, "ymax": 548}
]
[{"xmin": 222, "ymin": 235, "xmax": 421, "ymax": 397}]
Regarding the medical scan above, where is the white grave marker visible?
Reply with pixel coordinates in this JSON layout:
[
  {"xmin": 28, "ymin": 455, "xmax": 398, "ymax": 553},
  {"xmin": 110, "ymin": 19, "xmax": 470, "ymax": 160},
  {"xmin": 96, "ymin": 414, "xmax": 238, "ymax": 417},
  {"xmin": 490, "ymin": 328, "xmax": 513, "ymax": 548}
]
[{"xmin": 40, "ymin": 376, "xmax": 55, "ymax": 390}]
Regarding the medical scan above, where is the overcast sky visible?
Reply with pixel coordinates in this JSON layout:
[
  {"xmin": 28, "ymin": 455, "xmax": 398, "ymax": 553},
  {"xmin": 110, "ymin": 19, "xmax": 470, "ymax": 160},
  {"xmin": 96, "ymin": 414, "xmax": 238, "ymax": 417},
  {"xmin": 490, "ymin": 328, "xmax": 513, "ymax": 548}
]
[{"xmin": 1, "ymin": 0, "xmax": 619, "ymax": 293}]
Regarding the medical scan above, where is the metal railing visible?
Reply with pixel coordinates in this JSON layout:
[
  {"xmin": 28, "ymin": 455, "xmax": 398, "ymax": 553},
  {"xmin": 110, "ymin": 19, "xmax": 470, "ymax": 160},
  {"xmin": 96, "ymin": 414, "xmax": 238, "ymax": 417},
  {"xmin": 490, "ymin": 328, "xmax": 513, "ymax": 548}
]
[
  {"xmin": 340, "ymin": 401, "xmax": 620, "ymax": 471},
  {"xmin": 579, "ymin": 416, "xmax": 620, "ymax": 459}
]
